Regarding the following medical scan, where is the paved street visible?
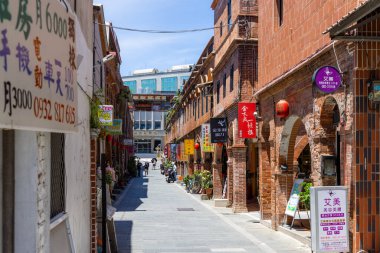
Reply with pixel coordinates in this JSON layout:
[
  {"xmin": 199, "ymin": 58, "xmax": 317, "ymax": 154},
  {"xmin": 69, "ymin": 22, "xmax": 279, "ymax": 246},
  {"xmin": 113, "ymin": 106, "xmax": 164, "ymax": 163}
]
[{"xmin": 114, "ymin": 161, "xmax": 310, "ymax": 253}]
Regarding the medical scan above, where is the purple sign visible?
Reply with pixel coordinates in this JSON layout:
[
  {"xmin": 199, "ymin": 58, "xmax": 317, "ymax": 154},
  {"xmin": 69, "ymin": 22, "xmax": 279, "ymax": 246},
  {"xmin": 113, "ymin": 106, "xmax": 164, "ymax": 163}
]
[{"xmin": 312, "ymin": 66, "xmax": 341, "ymax": 93}]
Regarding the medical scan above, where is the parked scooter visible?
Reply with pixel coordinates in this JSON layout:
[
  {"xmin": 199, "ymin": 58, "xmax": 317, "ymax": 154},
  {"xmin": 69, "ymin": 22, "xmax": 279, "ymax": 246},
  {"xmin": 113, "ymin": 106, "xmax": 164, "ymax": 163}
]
[
  {"xmin": 166, "ymin": 168, "xmax": 176, "ymax": 183},
  {"xmin": 160, "ymin": 164, "xmax": 165, "ymax": 175}
]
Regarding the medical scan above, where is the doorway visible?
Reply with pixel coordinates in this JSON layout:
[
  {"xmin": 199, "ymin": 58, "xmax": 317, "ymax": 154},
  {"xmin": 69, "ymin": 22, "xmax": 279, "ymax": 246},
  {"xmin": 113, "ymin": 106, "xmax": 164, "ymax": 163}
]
[{"xmin": 247, "ymin": 144, "xmax": 259, "ymax": 211}]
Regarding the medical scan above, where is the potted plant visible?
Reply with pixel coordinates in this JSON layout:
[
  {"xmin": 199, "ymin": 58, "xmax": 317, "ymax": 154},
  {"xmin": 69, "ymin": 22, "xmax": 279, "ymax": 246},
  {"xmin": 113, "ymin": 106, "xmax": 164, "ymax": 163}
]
[
  {"xmin": 201, "ymin": 170, "xmax": 213, "ymax": 198},
  {"xmin": 90, "ymin": 97, "xmax": 101, "ymax": 137},
  {"xmin": 299, "ymin": 182, "xmax": 312, "ymax": 211}
]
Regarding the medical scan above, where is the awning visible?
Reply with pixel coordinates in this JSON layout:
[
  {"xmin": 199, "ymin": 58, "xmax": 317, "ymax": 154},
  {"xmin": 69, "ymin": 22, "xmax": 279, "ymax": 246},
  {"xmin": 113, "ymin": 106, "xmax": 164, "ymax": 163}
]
[{"xmin": 323, "ymin": 0, "xmax": 380, "ymax": 41}]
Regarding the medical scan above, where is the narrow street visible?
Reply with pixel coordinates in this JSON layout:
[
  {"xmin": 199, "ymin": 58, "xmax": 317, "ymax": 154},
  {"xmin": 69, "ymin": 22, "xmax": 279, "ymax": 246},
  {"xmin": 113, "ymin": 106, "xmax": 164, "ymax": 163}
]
[{"xmin": 113, "ymin": 160, "xmax": 310, "ymax": 253}]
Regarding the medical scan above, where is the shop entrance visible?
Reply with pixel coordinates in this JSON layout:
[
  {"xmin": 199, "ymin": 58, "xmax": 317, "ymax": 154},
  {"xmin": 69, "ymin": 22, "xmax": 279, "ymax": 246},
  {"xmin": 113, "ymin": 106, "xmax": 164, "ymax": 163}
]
[
  {"xmin": 247, "ymin": 144, "xmax": 259, "ymax": 211},
  {"xmin": 296, "ymin": 144, "xmax": 311, "ymax": 179}
]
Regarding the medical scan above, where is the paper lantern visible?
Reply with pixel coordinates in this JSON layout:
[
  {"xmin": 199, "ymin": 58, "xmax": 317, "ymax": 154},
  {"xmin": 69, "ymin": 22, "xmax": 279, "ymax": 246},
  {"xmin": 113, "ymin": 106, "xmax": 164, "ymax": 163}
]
[
  {"xmin": 217, "ymin": 142, "xmax": 224, "ymax": 147},
  {"xmin": 276, "ymin": 100, "xmax": 289, "ymax": 118},
  {"xmin": 194, "ymin": 142, "xmax": 200, "ymax": 150}
]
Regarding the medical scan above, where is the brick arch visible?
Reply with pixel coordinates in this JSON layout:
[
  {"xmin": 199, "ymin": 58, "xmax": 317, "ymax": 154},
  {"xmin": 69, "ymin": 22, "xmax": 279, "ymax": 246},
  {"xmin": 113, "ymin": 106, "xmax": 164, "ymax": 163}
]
[
  {"xmin": 279, "ymin": 115, "xmax": 304, "ymax": 169},
  {"xmin": 293, "ymin": 135, "xmax": 310, "ymax": 163},
  {"xmin": 320, "ymin": 96, "xmax": 340, "ymax": 130}
]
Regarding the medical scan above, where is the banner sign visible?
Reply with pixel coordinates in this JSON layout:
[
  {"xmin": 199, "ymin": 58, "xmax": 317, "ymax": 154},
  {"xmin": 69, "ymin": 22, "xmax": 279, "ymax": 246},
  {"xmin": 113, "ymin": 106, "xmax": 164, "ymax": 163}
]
[
  {"xmin": 312, "ymin": 66, "xmax": 341, "ymax": 93},
  {"xmin": 285, "ymin": 179, "xmax": 304, "ymax": 217},
  {"xmin": 238, "ymin": 103, "xmax": 256, "ymax": 138},
  {"xmin": 184, "ymin": 139, "xmax": 194, "ymax": 155},
  {"xmin": 105, "ymin": 119, "xmax": 122, "ymax": 135},
  {"xmin": 180, "ymin": 142, "xmax": 188, "ymax": 161},
  {"xmin": 98, "ymin": 105, "xmax": 113, "ymax": 126},
  {"xmin": 0, "ymin": 0, "xmax": 77, "ymax": 132},
  {"xmin": 123, "ymin": 139, "xmax": 133, "ymax": 146},
  {"xmin": 170, "ymin": 144, "xmax": 177, "ymax": 161},
  {"xmin": 311, "ymin": 186, "xmax": 349, "ymax": 252},
  {"xmin": 210, "ymin": 118, "xmax": 228, "ymax": 143},
  {"xmin": 201, "ymin": 124, "xmax": 214, "ymax": 152},
  {"xmin": 176, "ymin": 143, "xmax": 181, "ymax": 161}
]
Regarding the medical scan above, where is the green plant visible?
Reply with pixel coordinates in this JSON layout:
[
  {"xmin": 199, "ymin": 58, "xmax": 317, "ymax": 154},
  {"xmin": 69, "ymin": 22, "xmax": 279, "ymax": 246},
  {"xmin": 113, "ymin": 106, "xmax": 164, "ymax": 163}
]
[
  {"xmin": 183, "ymin": 175, "xmax": 190, "ymax": 187},
  {"xmin": 201, "ymin": 170, "xmax": 213, "ymax": 189},
  {"xmin": 127, "ymin": 157, "xmax": 137, "ymax": 177},
  {"xmin": 299, "ymin": 182, "xmax": 312, "ymax": 210},
  {"xmin": 90, "ymin": 98, "xmax": 101, "ymax": 129}
]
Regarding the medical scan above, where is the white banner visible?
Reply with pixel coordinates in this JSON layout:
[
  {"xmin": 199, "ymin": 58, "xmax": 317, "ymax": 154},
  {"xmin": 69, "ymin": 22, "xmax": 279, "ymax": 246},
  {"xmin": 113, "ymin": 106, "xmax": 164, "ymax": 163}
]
[{"xmin": 0, "ymin": 0, "xmax": 77, "ymax": 132}]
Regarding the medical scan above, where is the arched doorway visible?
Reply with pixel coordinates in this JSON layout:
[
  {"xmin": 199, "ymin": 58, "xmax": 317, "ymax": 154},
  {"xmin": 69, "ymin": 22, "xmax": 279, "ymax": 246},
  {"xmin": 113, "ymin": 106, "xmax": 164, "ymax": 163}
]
[{"xmin": 320, "ymin": 96, "xmax": 341, "ymax": 186}]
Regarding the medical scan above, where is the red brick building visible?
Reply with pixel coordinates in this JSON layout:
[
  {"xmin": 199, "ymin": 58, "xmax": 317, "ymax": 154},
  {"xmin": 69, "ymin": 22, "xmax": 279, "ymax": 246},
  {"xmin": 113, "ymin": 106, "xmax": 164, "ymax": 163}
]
[{"xmin": 256, "ymin": 0, "xmax": 380, "ymax": 251}]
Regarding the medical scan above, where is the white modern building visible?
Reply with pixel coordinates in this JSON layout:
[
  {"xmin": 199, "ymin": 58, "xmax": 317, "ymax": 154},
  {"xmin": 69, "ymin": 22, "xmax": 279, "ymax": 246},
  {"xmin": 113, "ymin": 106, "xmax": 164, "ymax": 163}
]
[{"xmin": 123, "ymin": 65, "xmax": 192, "ymax": 155}]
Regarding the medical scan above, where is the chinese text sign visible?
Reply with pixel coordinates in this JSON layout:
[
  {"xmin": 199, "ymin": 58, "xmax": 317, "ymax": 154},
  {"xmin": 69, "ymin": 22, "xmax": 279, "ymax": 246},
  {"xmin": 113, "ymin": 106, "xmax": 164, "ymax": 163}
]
[
  {"xmin": 210, "ymin": 117, "xmax": 228, "ymax": 143},
  {"xmin": 0, "ymin": 0, "xmax": 77, "ymax": 132},
  {"xmin": 201, "ymin": 124, "xmax": 214, "ymax": 152},
  {"xmin": 184, "ymin": 139, "xmax": 194, "ymax": 155},
  {"xmin": 238, "ymin": 103, "xmax": 256, "ymax": 138}
]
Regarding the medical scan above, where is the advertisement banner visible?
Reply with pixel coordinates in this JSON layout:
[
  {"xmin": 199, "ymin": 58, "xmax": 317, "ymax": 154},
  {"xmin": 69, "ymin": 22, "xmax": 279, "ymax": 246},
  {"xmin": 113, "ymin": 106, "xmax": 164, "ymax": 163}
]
[
  {"xmin": 201, "ymin": 124, "xmax": 214, "ymax": 152},
  {"xmin": 238, "ymin": 103, "xmax": 256, "ymax": 138},
  {"xmin": 180, "ymin": 142, "xmax": 188, "ymax": 161},
  {"xmin": 210, "ymin": 118, "xmax": 228, "ymax": 143},
  {"xmin": 0, "ymin": 0, "xmax": 77, "ymax": 132},
  {"xmin": 184, "ymin": 139, "xmax": 194, "ymax": 155},
  {"xmin": 176, "ymin": 143, "xmax": 181, "ymax": 161},
  {"xmin": 311, "ymin": 186, "xmax": 349, "ymax": 252},
  {"xmin": 285, "ymin": 179, "xmax": 304, "ymax": 217},
  {"xmin": 170, "ymin": 144, "xmax": 177, "ymax": 161},
  {"xmin": 99, "ymin": 105, "xmax": 113, "ymax": 126},
  {"xmin": 105, "ymin": 119, "xmax": 122, "ymax": 135}
]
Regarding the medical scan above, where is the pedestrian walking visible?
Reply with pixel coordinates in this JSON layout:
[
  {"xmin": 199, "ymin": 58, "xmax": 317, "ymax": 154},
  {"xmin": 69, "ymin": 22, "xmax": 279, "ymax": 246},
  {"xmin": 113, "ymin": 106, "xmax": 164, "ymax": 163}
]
[{"xmin": 144, "ymin": 162, "xmax": 149, "ymax": 176}]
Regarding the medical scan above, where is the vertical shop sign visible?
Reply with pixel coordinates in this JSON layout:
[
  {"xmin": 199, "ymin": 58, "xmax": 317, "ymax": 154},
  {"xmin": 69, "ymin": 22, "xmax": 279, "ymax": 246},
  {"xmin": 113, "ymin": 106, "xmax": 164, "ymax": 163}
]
[
  {"xmin": 201, "ymin": 124, "xmax": 214, "ymax": 152},
  {"xmin": 176, "ymin": 143, "xmax": 181, "ymax": 161},
  {"xmin": 311, "ymin": 186, "xmax": 349, "ymax": 252},
  {"xmin": 180, "ymin": 142, "xmax": 188, "ymax": 161},
  {"xmin": 0, "ymin": 0, "xmax": 77, "ymax": 132},
  {"xmin": 98, "ymin": 105, "xmax": 113, "ymax": 126},
  {"xmin": 285, "ymin": 179, "xmax": 304, "ymax": 216},
  {"xmin": 210, "ymin": 117, "xmax": 228, "ymax": 143},
  {"xmin": 238, "ymin": 103, "xmax": 256, "ymax": 138},
  {"xmin": 170, "ymin": 144, "xmax": 177, "ymax": 161},
  {"xmin": 184, "ymin": 139, "xmax": 194, "ymax": 155}
]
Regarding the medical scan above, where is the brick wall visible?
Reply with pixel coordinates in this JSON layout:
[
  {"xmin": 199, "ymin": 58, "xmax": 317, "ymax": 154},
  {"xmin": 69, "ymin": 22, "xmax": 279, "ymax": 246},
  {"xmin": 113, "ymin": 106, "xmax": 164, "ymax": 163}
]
[{"xmin": 258, "ymin": 0, "xmax": 363, "ymax": 89}]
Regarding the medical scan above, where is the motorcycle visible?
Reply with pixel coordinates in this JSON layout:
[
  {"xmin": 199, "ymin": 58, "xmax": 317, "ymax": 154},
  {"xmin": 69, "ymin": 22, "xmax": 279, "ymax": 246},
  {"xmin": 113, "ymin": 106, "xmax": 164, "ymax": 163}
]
[
  {"xmin": 160, "ymin": 164, "xmax": 165, "ymax": 175},
  {"xmin": 166, "ymin": 168, "xmax": 176, "ymax": 183}
]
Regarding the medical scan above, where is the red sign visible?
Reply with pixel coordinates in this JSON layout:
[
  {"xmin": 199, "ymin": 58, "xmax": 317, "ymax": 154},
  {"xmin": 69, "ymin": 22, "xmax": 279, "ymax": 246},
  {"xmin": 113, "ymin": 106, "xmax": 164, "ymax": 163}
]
[{"xmin": 238, "ymin": 103, "xmax": 257, "ymax": 138}]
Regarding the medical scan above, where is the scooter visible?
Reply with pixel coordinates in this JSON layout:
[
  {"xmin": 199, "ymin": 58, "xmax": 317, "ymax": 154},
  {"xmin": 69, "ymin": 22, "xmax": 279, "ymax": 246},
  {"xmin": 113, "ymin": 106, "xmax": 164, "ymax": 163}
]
[
  {"xmin": 166, "ymin": 168, "xmax": 176, "ymax": 183},
  {"xmin": 160, "ymin": 164, "xmax": 165, "ymax": 175}
]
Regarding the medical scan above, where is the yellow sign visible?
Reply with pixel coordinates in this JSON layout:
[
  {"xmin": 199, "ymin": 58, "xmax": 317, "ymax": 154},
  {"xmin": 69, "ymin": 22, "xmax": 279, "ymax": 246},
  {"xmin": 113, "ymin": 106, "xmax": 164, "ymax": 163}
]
[
  {"xmin": 98, "ymin": 105, "xmax": 113, "ymax": 126},
  {"xmin": 180, "ymin": 142, "xmax": 188, "ymax": 161},
  {"xmin": 184, "ymin": 139, "xmax": 194, "ymax": 155}
]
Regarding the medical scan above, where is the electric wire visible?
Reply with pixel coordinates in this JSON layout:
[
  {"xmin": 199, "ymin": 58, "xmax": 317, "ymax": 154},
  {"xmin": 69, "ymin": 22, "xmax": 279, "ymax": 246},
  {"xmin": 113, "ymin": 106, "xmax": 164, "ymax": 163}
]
[{"xmin": 94, "ymin": 22, "xmax": 230, "ymax": 34}]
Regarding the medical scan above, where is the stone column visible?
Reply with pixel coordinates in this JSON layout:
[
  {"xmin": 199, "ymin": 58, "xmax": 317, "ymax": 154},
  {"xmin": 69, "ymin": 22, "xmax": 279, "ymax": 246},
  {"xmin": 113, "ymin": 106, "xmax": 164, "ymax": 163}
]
[
  {"xmin": 232, "ymin": 145, "xmax": 248, "ymax": 213},
  {"xmin": 226, "ymin": 147, "xmax": 234, "ymax": 205},
  {"xmin": 212, "ymin": 162, "xmax": 223, "ymax": 199}
]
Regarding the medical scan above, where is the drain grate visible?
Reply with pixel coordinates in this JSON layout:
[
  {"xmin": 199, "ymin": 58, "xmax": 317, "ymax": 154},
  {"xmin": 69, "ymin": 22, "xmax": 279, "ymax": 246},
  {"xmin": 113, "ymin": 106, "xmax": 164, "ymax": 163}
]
[{"xmin": 177, "ymin": 208, "xmax": 195, "ymax": 211}]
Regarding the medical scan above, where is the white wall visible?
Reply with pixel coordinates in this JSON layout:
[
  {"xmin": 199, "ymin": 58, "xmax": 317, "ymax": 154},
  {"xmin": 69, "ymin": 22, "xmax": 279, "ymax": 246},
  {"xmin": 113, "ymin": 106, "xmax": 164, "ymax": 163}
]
[{"xmin": 14, "ymin": 130, "xmax": 38, "ymax": 253}]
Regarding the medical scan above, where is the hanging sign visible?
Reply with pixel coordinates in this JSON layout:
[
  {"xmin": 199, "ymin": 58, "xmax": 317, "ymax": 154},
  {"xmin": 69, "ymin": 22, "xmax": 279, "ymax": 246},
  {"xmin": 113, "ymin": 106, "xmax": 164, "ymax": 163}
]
[
  {"xmin": 312, "ymin": 66, "xmax": 342, "ymax": 93},
  {"xmin": 180, "ymin": 142, "xmax": 188, "ymax": 161},
  {"xmin": 201, "ymin": 124, "xmax": 214, "ymax": 152},
  {"xmin": 184, "ymin": 139, "xmax": 194, "ymax": 155},
  {"xmin": 98, "ymin": 105, "xmax": 113, "ymax": 126},
  {"xmin": 210, "ymin": 118, "xmax": 228, "ymax": 143},
  {"xmin": 285, "ymin": 179, "xmax": 304, "ymax": 217},
  {"xmin": 0, "ymin": 0, "xmax": 77, "ymax": 132},
  {"xmin": 170, "ymin": 144, "xmax": 177, "ymax": 161},
  {"xmin": 238, "ymin": 103, "xmax": 256, "ymax": 138},
  {"xmin": 311, "ymin": 186, "xmax": 349, "ymax": 252},
  {"xmin": 123, "ymin": 139, "xmax": 133, "ymax": 146},
  {"xmin": 176, "ymin": 143, "xmax": 181, "ymax": 161},
  {"xmin": 105, "ymin": 119, "xmax": 122, "ymax": 135}
]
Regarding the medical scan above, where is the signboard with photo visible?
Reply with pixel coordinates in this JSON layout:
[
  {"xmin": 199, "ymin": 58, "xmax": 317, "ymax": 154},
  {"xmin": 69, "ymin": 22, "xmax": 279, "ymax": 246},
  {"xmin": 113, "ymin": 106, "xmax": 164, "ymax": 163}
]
[
  {"xmin": 311, "ymin": 186, "xmax": 349, "ymax": 252},
  {"xmin": 0, "ymin": 0, "xmax": 77, "ymax": 132},
  {"xmin": 105, "ymin": 119, "xmax": 122, "ymax": 135},
  {"xmin": 201, "ymin": 124, "xmax": 214, "ymax": 152},
  {"xmin": 285, "ymin": 179, "xmax": 304, "ymax": 217},
  {"xmin": 210, "ymin": 118, "xmax": 228, "ymax": 143},
  {"xmin": 98, "ymin": 105, "xmax": 113, "ymax": 126}
]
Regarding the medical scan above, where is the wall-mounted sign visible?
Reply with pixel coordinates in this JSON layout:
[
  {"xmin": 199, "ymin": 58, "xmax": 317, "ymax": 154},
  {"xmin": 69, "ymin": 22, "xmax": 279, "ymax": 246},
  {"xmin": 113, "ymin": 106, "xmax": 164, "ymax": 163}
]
[
  {"xmin": 238, "ymin": 103, "xmax": 256, "ymax": 138},
  {"xmin": 368, "ymin": 80, "xmax": 380, "ymax": 103},
  {"xmin": 0, "ymin": 0, "xmax": 77, "ymax": 132},
  {"xmin": 105, "ymin": 119, "xmax": 122, "ymax": 135},
  {"xmin": 184, "ymin": 139, "xmax": 194, "ymax": 155},
  {"xmin": 98, "ymin": 105, "xmax": 113, "ymax": 126},
  {"xmin": 201, "ymin": 124, "xmax": 214, "ymax": 152},
  {"xmin": 170, "ymin": 144, "xmax": 177, "ymax": 161},
  {"xmin": 311, "ymin": 186, "xmax": 349, "ymax": 252},
  {"xmin": 210, "ymin": 118, "xmax": 228, "ymax": 143},
  {"xmin": 123, "ymin": 138, "xmax": 133, "ymax": 146},
  {"xmin": 312, "ymin": 66, "xmax": 342, "ymax": 93},
  {"xmin": 285, "ymin": 179, "xmax": 304, "ymax": 217}
]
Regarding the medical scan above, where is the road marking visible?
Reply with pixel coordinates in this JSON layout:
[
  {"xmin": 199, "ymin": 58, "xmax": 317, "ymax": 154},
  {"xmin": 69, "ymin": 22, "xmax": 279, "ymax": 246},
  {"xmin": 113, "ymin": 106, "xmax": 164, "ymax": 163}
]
[{"xmin": 211, "ymin": 248, "xmax": 246, "ymax": 252}]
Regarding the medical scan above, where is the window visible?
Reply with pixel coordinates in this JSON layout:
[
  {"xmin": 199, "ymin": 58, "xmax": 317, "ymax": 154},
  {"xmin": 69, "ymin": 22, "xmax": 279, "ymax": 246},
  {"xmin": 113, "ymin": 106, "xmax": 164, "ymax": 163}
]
[
  {"xmin": 220, "ymin": 21, "xmax": 223, "ymax": 36},
  {"xmin": 140, "ymin": 111, "xmax": 146, "ymax": 130},
  {"xmin": 198, "ymin": 97, "xmax": 200, "ymax": 118},
  {"xmin": 146, "ymin": 111, "xmax": 152, "ymax": 130},
  {"xmin": 228, "ymin": 0, "xmax": 232, "ymax": 30},
  {"xmin": 195, "ymin": 100, "xmax": 197, "ymax": 119},
  {"xmin": 216, "ymin": 81, "xmax": 220, "ymax": 104},
  {"xmin": 230, "ymin": 65, "xmax": 234, "ymax": 92},
  {"xmin": 141, "ymin": 79, "xmax": 156, "ymax": 93},
  {"xmin": 201, "ymin": 91, "xmax": 204, "ymax": 116},
  {"xmin": 124, "ymin": 80, "xmax": 137, "ymax": 94},
  {"xmin": 50, "ymin": 133, "xmax": 65, "ymax": 218},
  {"xmin": 161, "ymin": 77, "xmax": 178, "ymax": 92},
  {"xmin": 193, "ymin": 100, "xmax": 196, "ymax": 117},
  {"xmin": 206, "ymin": 93, "xmax": 208, "ymax": 113},
  {"xmin": 276, "ymin": 0, "xmax": 283, "ymax": 26},
  {"xmin": 223, "ymin": 73, "xmax": 226, "ymax": 98},
  {"xmin": 180, "ymin": 76, "xmax": 190, "ymax": 91},
  {"xmin": 154, "ymin": 111, "xmax": 162, "ymax": 130},
  {"xmin": 134, "ymin": 121, "xmax": 139, "ymax": 130},
  {"xmin": 135, "ymin": 139, "xmax": 152, "ymax": 153}
]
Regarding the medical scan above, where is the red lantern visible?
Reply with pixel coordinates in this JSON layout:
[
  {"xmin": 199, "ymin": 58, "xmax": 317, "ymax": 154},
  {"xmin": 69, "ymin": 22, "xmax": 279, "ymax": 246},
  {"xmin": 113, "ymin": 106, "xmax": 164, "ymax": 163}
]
[
  {"xmin": 194, "ymin": 142, "xmax": 200, "ymax": 150},
  {"xmin": 276, "ymin": 99, "xmax": 289, "ymax": 118},
  {"xmin": 106, "ymin": 135, "xmax": 112, "ymax": 143},
  {"xmin": 217, "ymin": 142, "xmax": 224, "ymax": 147}
]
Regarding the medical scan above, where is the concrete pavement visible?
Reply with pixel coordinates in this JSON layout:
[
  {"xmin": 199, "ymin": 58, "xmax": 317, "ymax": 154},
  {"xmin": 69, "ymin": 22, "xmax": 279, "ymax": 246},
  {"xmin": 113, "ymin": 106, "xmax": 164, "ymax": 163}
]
[{"xmin": 113, "ymin": 163, "xmax": 310, "ymax": 253}]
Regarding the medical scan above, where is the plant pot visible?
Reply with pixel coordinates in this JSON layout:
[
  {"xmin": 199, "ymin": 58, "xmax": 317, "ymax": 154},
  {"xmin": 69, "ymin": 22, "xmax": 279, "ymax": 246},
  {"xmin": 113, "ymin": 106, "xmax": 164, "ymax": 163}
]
[{"xmin": 205, "ymin": 188, "xmax": 213, "ymax": 199}]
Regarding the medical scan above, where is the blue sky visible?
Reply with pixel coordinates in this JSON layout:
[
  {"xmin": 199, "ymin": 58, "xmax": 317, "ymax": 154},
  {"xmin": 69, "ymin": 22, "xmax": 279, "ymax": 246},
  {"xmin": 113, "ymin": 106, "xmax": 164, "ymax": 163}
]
[{"xmin": 94, "ymin": 0, "xmax": 214, "ymax": 76}]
